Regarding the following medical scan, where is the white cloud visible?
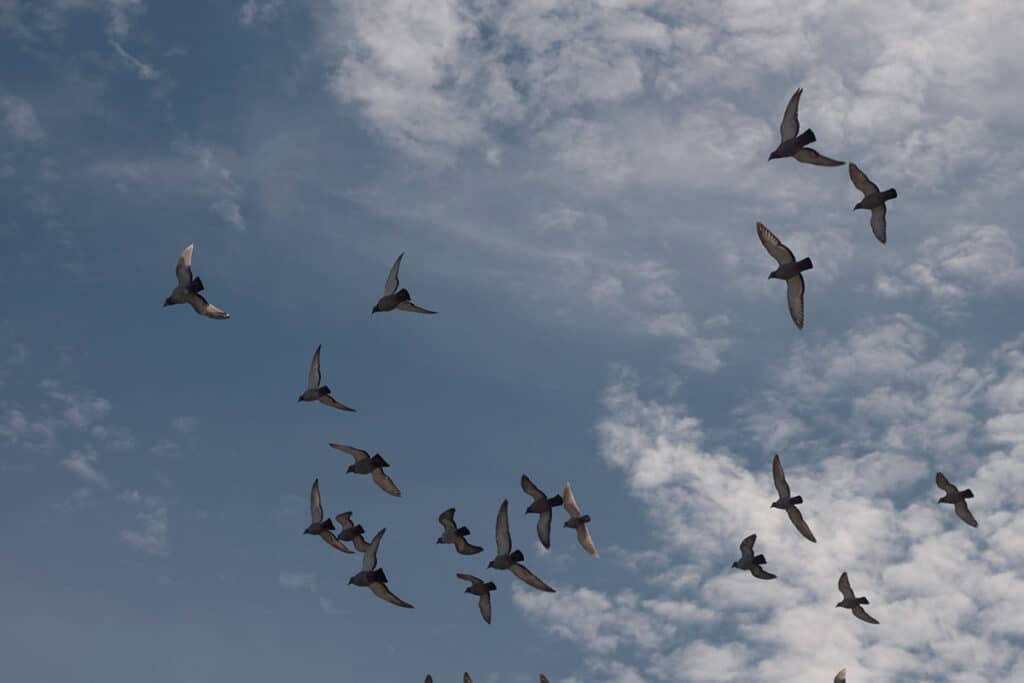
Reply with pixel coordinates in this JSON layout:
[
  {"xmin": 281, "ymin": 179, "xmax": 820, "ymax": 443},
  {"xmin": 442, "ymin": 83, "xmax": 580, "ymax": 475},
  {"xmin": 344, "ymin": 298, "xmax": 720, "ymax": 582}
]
[
  {"xmin": 1, "ymin": 95, "xmax": 45, "ymax": 142},
  {"xmin": 109, "ymin": 39, "xmax": 160, "ymax": 80},
  {"xmin": 119, "ymin": 489, "xmax": 169, "ymax": 557},
  {"xmin": 239, "ymin": 0, "xmax": 283, "ymax": 26},
  {"xmin": 61, "ymin": 449, "xmax": 108, "ymax": 487},
  {"xmin": 277, "ymin": 571, "xmax": 317, "ymax": 592}
]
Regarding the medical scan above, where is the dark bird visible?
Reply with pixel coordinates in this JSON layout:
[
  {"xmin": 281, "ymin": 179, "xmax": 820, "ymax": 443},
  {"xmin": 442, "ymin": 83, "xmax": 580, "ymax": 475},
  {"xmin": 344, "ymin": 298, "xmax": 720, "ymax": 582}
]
[
  {"xmin": 329, "ymin": 443, "xmax": 401, "ymax": 497},
  {"xmin": 163, "ymin": 243, "xmax": 230, "ymax": 319},
  {"xmin": 540, "ymin": 677, "xmax": 550, "ymax": 683},
  {"xmin": 372, "ymin": 252, "xmax": 437, "ymax": 315},
  {"xmin": 457, "ymin": 573, "xmax": 496, "ymax": 624},
  {"xmin": 297, "ymin": 345, "xmax": 355, "ymax": 412},
  {"xmin": 335, "ymin": 511, "xmax": 372, "ymax": 552},
  {"xmin": 347, "ymin": 528, "xmax": 414, "ymax": 608},
  {"xmin": 757, "ymin": 222, "xmax": 812, "ymax": 330},
  {"xmin": 303, "ymin": 478, "xmax": 353, "ymax": 554},
  {"xmin": 437, "ymin": 508, "xmax": 484, "ymax": 555},
  {"xmin": 936, "ymin": 472, "xmax": 978, "ymax": 528},
  {"xmin": 770, "ymin": 454, "xmax": 817, "ymax": 542},
  {"xmin": 834, "ymin": 669, "xmax": 847, "ymax": 683},
  {"xmin": 464, "ymin": 676, "xmax": 473, "ymax": 683},
  {"xmin": 731, "ymin": 534, "xmax": 776, "ymax": 580},
  {"xmin": 488, "ymin": 499, "xmax": 555, "ymax": 592},
  {"xmin": 849, "ymin": 163, "xmax": 897, "ymax": 244},
  {"xmin": 563, "ymin": 481, "xmax": 598, "ymax": 557},
  {"xmin": 836, "ymin": 572, "xmax": 878, "ymax": 624},
  {"xmin": 425, "ymin": 677, "xmax": 432, "ymax": 683},
  {"xmin": 769, "ymin": 88, "xmax": 844, "ymax": 166},
  {"xmin": 522, "ymin": 474, "xmax": 564, "ymax": 549}
]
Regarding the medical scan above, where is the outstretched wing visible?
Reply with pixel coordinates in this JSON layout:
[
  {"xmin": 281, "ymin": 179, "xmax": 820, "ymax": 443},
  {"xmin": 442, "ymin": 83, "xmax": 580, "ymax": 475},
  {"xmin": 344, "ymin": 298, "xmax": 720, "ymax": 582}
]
[
  {"xmin": 318, "ymin": 394, "xmax": 356, "ymax": 412},
  {"xmin": 176, "ymin": 243, "xmax": 194, "ymax": 287},
  {"xmin": 396, "ymin": 301, "xmax": 437, "ymax": 315},
  {"xmin": 454, "ymin": 536, "xmax": 484, "ymax": 555},
  {"xmin": 838, "ymin": 572, "xmax": 855, "ymax": 600},
  {"xmin": 319, "ymin": 530, "xmax": 354, "ymax": 554},
  {"xmin": 309, "ymin": 478, "xmax": 324, "ymax": 523},
  {"xmin": 834, "ymin": 669, "xmax": 847, "ymax": 683},
  {"xmin": 509, "ymin": 563, "xmax": 555, "ymax": 593},
  {"xmin": 521, "ymin": 474, "xmax": 545, "ymax": 501},
  {"xmin": 954, "ymin": 500, "xmax": 978, "ymax": 528},
  {"xmin": 739, "ymin": 533, "xmax": 756, "ymax": 562},
  {"xmin": 369, "ymin": 580, "xmax": 414, "ymax": 608},
  {"xmin": 478, "ymin": 591, "xmax": 492, "ymax": 624},
  {"xmin": 329, "ymin": 443, "xmax": 370, "ymax": 462},
  {"xmin": 456, "ymin": 572, "xmax": 484, "ymax": 587},
  {"xmin": 335, "ymin": 511, "xmax": 355, "ymax": 531},
  {"xmin": 537, "ymin": 510, "xmax": 552, "ymax": 549},
  {"xmin": 851, "ymin": 604, "xmax": 879, "ymax": 624},
  {"xmin": 786, "ymin": 274, "xmax": 805, "ymax": 330},
  {"xmin": 786, "ymin": 505, "xmax": 817, "ymax": 543},
  {"xmin": 384, "ymin": 253, "xmax": 403, "ymax": 295},
  {"xmin": 756, "ymin": 222, "xmax": 796, "ymax": 265},
  {"xmin": 771, "ymin": 454, "xmax": 791, "ymax": 498},
  {"xmin": 563, "ymin": 481, "xmax": 582, "ymax": 517},
  {"xmin": 363, "ymin": 528, "xmax": 385, "ymax": 571},
  {"xmin": 575, "ymin": 523, "xmax": 599, "ymax": 558},
  {"xmin": 935, "ymin": 472, "xmax": 959, "ymax": 496},
  {"xmin": 439, "ymin": 508, "xmax": 458, "ymax": 532},
  {"xmin": 188, "ymin": 293, "xmax": 230, "ymax": 320},
  {"xmin": 870, "ymin": 204, "xmax": 887, "ymax": 244},
  {"xmin": 750, "ymin": 564, "xmax": 777, "ymax": 580},
  {"xmin": 372, "ymin": 468, "xmax": 402, "ymax": 497},
  {"xmin": 848, "ymin": 162, "xmax": 880, "ymax": 197},
  {"xmin": 308, "ymin": 345, "xmax": 322, "ymax": 389},
  {"xmin": 793, "ymin": 147, "xmax": 844, "ymax": 166},
  {"xmin": 780, "ymin": 88, "xmax": 802, "ymax": 141},
  {"xmin": 496, "ymin": 499, "xmax": 511, "ymax": 555}
]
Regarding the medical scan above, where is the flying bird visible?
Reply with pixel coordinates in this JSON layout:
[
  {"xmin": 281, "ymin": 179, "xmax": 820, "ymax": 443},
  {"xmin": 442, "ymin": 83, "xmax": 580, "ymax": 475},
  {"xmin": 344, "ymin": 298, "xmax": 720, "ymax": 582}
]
[
  {"xmin": 297, "ymin": 345, "xmax": 355, "ymax": 412},
  {"xmin": 489, "ymin": 499, "xmax": 555, "ymax": 592},
  {"xmin": 329, "ymin": 443, "xmax": 401, "ymax": 497},
  {"xmin": 770, "ymin": 454, "xmax": 817, "ymax": 542},
  {"xmin": 371, "ymin": 253, "xmax": 437, "ymax": 315},
  {"xmin": 335, "ymin": 511, "xmax": 372, "ymax": 552},
  {"xmin": 732, "ymin": 534, "xmax": 776, "ymax": 580},
  {"xmin": 163, "ymin": 243, "xmax": 230, "ymax": 319},
  {"xmin": 464, "ymin": 675, "xmax": 473, "ymax": 683},
  {"xmin": 457, "ymin": 573, "xmax": 496, "ymax": 624},
  {"xmin": 437, "ymin": 508, "xmax": 484, "ymax": 555},
  {"xmin": 522, "ymin": 475, "xmax": 564, "ymax": 549},
  {"xmin": 849, "ymin": 163, "xmax": 897, "ymax": 244},
  {"xmin": 768, "ymin": 88, "xmax": 844, "ymax": 166},
  {"xmin": 757, "ymin": 222, "xmax": 812, "ymax": 330},
  {"xmin": 836, "ymin": 572, "xmax": 879, "ymax": 624},
  {"xmin": 540, "ymin": 677, "xmax": 550, "ymax": 683},
  {"xmin": 563, "ymin": 481, "xmax": 598, "ymax": 557},
  {"xmin": 935, "ymin": 472, "xmax": 978, "ymax": 528},
  {"xmin": 303, "ymin": 478, "xmax": 352, "ymax": 553},
  {"xmin": 834, "ymin": 669, "xmax": 846, "ymax": 683},
  {"xmin": 347, "ymin": 528, "xmax": 414, "ymax": 608}
]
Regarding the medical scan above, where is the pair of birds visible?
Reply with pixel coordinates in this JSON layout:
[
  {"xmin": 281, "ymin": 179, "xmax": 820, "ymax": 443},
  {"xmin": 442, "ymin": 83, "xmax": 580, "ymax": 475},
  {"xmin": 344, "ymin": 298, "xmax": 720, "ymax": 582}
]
[
  {"xmin": 761, "ymin": 88, "xmax": 898, "ymax": 329},
  {"xmin": 425, "ymin": 676, "xmax": 550, "ymax": 683}
]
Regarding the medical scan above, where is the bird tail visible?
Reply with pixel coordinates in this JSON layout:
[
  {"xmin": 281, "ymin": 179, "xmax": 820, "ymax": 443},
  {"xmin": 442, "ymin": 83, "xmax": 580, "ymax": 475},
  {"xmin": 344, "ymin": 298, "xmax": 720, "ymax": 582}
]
[
  {"xmin": 961, "ymin": 489, "xmax": 974, "ymax": 499},
  {"xmin": 549, "ymin": 494, "xmax": 564, "ymax": 507},
  {"xmin": 190, "ymin": 277, "xmax": 205, "ymax": 294},
  {"xmin": 396, "ymin": 288, "xmax": 411, "ymax": 302},
  {"xmin": 753, "ymin": 554, "xmax": 767, "ymax": 565},
  {"xmin": 485, "ymin": 582, "xmax": 497, "ymax": 591},
  {"xmin": 796, "ymin": 129, "xmax": 816, "ymax": 146},
  {"xmin": 353, "ymin": 524, "xmax": 365, "ymax": 535},
  {"xmin": 579, "ymin": 514, "xmax": 592, "ymax": 524},
  {"xmin": 323, "ymin": 519, "xmax": 336, "ymax": 531},
  {"xmin": 318, "ymin": 385, "xmax": 331, "ymax": 396},
  {"xmin": 369, "ymin": 569, "xmax": 387, "ymax": 583},
  {"xmin": 858, "ymin": 597, "xmax": 869, "ymax": 605},
  {"xmin": 457, "ymin": 526, "xmax": 471, "ymax": 536},
  {"xmin": 371, "ymin": 454, "xmax": 389, "ymax": 467},
  {"xmin": 796, "ymin": 257, "xmax": 813, "ymax": 272},
  {"xmin": 883, "ymin": 188, "xmax": 898, "ymax": 201},
  {"xmin": 790, "ymin": 495, "xmax": 803, "ymax": 505},
  {"xmin": 510, "ymin": 549, "xmax": 525, "ymax": 563}
]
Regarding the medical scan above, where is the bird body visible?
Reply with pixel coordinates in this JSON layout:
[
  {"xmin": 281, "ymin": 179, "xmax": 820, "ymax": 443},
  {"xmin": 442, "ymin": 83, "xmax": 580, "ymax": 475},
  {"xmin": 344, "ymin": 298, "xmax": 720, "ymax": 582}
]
[
  {"xmin": 769, "ymin": 88, "xmax": 844, "ymax": 166},
  {"xmin": 836, "ymin": 572, "xmax": 879, "ymax": 624},
  {"xmin": 757, "ymin": 222, "xmax": 812, "ymax": 329},
  {"xmin": 936, "ymin": 472, "xmax": 978, "ymax": 527},
  {"xmin": 372, "ymin": 253, "xmax": 437, "ymax": 315},
  {"xmin": 330, "ymin": 444, "xmax": 401, "ymax": 496},
  {"xmin": 522, "ymin": 475, "xmax": 563, "ymax": 548},
  {"xmin": 297, "ymin": 345, "xmax": 355, "ymax": 411},
  {"xmin": 457, "ymin": 573, "xmax": 496, "ymax": 624},
  {"xmin": 489, "ymin": 499, "xmax": 555, "ymax": 592},
  {"xmin": 563, "ymin": 481, "xmax": 599, "ymax": 557},
  {"xmin": 347, "ymin": 528, "xmax": 414, "ymax": 608},
  {"xmin": 438, "ymin": 508, "xmax": 484, "ymax": 555},
  {"xmin": 163, "ymin": 244, "xmax": 230, "ymax": 319},
  {"xmin": 770, "ymin": 454, "xmax": 817, "ymax": 542},
  {"xmin": 732, "ymin": 534, "xmax": 776, "ymax": 579},
  {"xmin": 849, "ymin": 163, "xmax": 897, "ymax": 243}
]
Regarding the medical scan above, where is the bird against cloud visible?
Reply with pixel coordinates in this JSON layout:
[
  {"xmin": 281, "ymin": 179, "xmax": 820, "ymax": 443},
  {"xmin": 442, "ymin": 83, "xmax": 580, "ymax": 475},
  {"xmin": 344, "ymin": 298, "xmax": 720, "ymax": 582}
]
[
  {"xmin": 732, "ymin": 534, "xmax": 777, "ymax": 580},
  {"xmin": 347, "ymin": 528, "xmax": 414, "ymax": 608},
  {"xmin": 522, "ymin": 474, "xmax": 563, "ymax": 549},
  {"xmin": 757, "ymin": 222, "xmax": 813, "ymax": 330},
  {"xmin": 162, "ymin": 243, "xmax": 230, "ymax": 319},
  {"xmin": 768, "ymin": 88, "xmax": 844, "ymax": 166},
  {"xmin": 935, "ymin": 472, "xmax": 978, "ymax": 528},
  {"xmin": 489, "ymin": 499, "xmax": 555, "ymax": 592},
  {"xmin": 836, "ymin": 572, "xmax": 879, "ymax": 624},
  {"xmin": 437, "ymin": 508, "xmax": 484, "ymax": 555},
  {"xmin": 371, "ymin": 252, "xmax": 437, "ymax": 315},
  {"xmin": 770, "ymin": 454, "xmax": 817, "ymax": 542},
  {"xmin": 849, "ymin": 163, "xmax": 898, "ymax": 244},
  {"xmin": 562, "ymin": 481, "xmax": 598, "ymax": 558},
  {"xmin": 329, "ymin": 443, "xmax": 401, "ymax": 497},
  {"xmin": 297, "ymin": 345, "xmax": 356, "ymax": 412},
  {"xmin": 457, "ymin": 573, "xmax": 496, "ymax": 624},
  {"xmin": 835, "ymin": 669, "xmax": 847, "ymax": 683}
]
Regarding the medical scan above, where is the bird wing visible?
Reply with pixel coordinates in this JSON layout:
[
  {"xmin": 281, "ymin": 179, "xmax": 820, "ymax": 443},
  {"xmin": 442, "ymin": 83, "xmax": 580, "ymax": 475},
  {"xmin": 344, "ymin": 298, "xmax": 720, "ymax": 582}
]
[
  {"xmin": 838, "ymin": 572, "xmax": 855, "ymax": 600},
  {"xmin": 870, "ymin": 204, "xmax": 887, "ymax": 244},
  {"xmin": 739, "ymin": 534, "xmax": 756, "ymax": 562},
  {"xmin": 318, "ymin": 394, "xmax": 356, "ymax": 412},
  {"xmin": 935, "ymin": 472, "xmax": 959, "ymax": 496},
  {"xmin": 793, "ymin": 147, "xmax": 844, "ymax": 166},
  {"xmin": 562, "ymin": 481, "xmax": 582, "ymax": 517},
  {"xmin": 363, "ymin": 528, "xmax": 385, "ymax": 571},
  {"xmin": 454, "ymin": 536, "xmax": 484, "ymax": 555},
  {"xmin": 756, "ymin": 222, "xmax": 796, "ymax": 265},
  {"xmin": 464, "ymin": 674, "xmax": 473, "ymax": 683},
  {"xmin": 540, "ymin": 676, "xmax": 550, "ymax": 683},
  {"xmin": 954, "ymin": 500, "xmax": 978, "ymax": 528},
  {"xmin": 426, "ymin": 677, "xmax": 433, "ymax": 683},
  {"xmin": 780, "ymin": 87, "xmax": 802, "ymax": 141},
  {"xmin": 575, "ymin": 523, "xmax": 599, "ymax": 558},
  {"xmin": 771, "ymin": 454, "xmax": 791, "ymax": 498},
  {"xmin": 309, "ymin": 478, "xmax": 324, "ymax": 523},
  {"xmin": 521, "ymin": 474, "xmax": 545, "ymax": 501},
  {"xmin": 456, "ymin": 572, "xmax": 483, "ymax": 586},
  {"xmin": 371, "ymin": 468, "xmax": 401, "ymax": 497},
  {"xmin": 352, "ymin": 533, "xmax": 371, "ymax": 553},
  {"xmin": 175, "ymin": 243, "xmax": 194, "ymax": 287},
  {"xmin": 335, "ymin": 511, "xmax": 354, "ymax": 531},
  {"xmin": 187, "ymin": 293, "xmax": 229, "ymax": 320},
  {"xmin": 537, "ymin": 510, "xmax": 552, "ymax": 549},
  {"xmin": 851, "ymin": 605, "xmax": 879, "ymax": 624},
  {"xmin": 396, "ymin": 301, "xmax": 437, "ymax": 315},
  {"xmin": 848, "ymin": 163, "xmax": 880, "ymax": 197},
  {"xmin": 750, "ymin": 564, "xmax": 777, "ymax": 580},
  {"xmin": 834, "ymin": 669, "xmax": 847, "ymax": 683},
  {"xmin": 786, "ymin": 505, "xmax": 817, "ymax": 542},
  {"xmin": 319, "ymin": 530, "xmax": 354, "ymax": 554},
  {"xmin": 439, "ymin": 508, "xmax": 458, "ymax": 532},
  {"xmin": 496, "ymin": 499, "xmax": 511, "ymax": 555},
  {"xmin": 329, "ymin": 443, "xmax": 370, "ymax": 462},
  {"xmin": 308, "ymin": 345, "xmax": 322, "ymax": 389},
  {"xmin": 369, "ymin": 580, "xmax": 414, "ymax": 608},
  {"xmin": 510, "ymin": 563, "xmax": 555, "ymax": 592},
  {"xmin": 786, "ymin": 274, "xmax": 805, "ymax": 330},
  {"xmin": 478, "ymin": 591, "xmax": 492, "ymax": 624},
  {"xmin": 384, "ymin": 252, "xmax": 403, "ymax": 295}
]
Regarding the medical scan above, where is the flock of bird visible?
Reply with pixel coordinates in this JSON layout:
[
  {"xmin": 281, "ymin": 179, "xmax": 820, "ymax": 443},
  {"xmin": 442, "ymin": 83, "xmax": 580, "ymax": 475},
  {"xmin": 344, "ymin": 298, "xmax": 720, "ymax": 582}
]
[{"xmin": 160, "ymin": 88, "xmax": 980, "ymax": 681}]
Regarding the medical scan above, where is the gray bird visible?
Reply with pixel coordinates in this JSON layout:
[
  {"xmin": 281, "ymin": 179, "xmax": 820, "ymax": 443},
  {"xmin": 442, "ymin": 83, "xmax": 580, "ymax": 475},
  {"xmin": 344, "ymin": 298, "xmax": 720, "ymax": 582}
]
[
  {"xmin": 464, "ymin": 675, "xmax": 473, "ymax": 683},
  {"xmin": 849, "ymin": 163, "xmax": 897, "ymax": 244},
  {"xmin": 297, "ymin": 345, "xmax": 355, "ymax": 412},
  {"xmin": 769, "ymin": 88, "xmax": 844, "ymax": 166},
  {"xmin": 936, "ymin": 472, "xmax": 978, "ymax": 528},
  {"xmin": 836, "ymin": 572, "xmax": 878, "ymax": 624},
  {"xmin": 425, "ymin": 677, "xmax": 432, "ymax": 683},
  {"xmin": 335, "ymin": 511, "xmax": 372, "ymax": 552},
  {"xmin": 757, "ymin": 222, "xmax": 812, "ymax": 330},
  {"xmin": 457, "ymin": 573, "xmax": 496, "ymax": 624},
  {"xmin": 540, "ymin": 677, "xmax": 550, "ymax": 683},
  {"xmin": 771, "ymin": 454, "xmax": 817, "ymax": 543},
  {"xmin": 732, "ymin": 534, "xmax": 776, "ymax": 580},
  {"xmin": 329, "ymin": 443, "xmax": 401, "ymax": 497},
  {"xmin": 347, "ymin": 528, "xmax": 414, "ymax": 608},
  {"xmin": 488, "ymin": 499, "xmax": 555, "ymax": 592},
  {"xmin": 303, "ymin": 478, "xmax": 353, "ymax": 553},
  {"xmin": 163, "ymin": 243, "xmax": 230, "ymax": 319},
  {"xmin": 563, "ymin": 481, "xmax": 598, "ymax": 558},
  {"xmin": 437, "ymin": 508, "xmax": 484, "ymax": 555},
  {"xmin": 834, "ymin": 669, "xmax": 846, "ymax": 683},
  {"xmin": 371, "ymin": 253, "xmax": 437, "ymax": 315},
  {"xmin": 522, "ymin": 474, "xmax": 563, "ymax": 549}
]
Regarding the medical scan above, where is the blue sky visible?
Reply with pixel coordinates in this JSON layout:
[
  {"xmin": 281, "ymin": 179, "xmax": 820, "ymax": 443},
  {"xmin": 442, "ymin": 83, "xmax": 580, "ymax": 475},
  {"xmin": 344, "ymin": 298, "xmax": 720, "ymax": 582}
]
[{"xmin": 3, "ymin": 1, "xmax": 1024, "ymax": 682}]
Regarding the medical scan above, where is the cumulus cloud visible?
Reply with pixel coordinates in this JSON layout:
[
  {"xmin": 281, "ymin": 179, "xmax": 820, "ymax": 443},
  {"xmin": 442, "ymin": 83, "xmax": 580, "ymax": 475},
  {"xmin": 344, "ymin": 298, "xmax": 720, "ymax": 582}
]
[
  {"xmin": 119, "ymin": 489, "xmax": 169, "ymax": 557},
  {"xmin": 1, "ymin": 95, "xmax": 45, "ymax": 142}
]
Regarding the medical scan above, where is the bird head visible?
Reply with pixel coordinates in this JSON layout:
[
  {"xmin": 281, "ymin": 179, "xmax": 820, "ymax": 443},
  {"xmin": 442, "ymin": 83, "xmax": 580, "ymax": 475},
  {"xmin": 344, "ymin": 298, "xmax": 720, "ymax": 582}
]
[
  {"xmin": 770, "ymin": 500, "xmax": 781, "ymax": 509},
  {"xmin": 346, "ymin": 465, "xmax": 356, "ymax": 474},
  {"xmin": 731, "ymin": 561, "xmax": 741, "ymax": 569},
  {"xmin": 835, "ymin": 601, "xmax": 843, "ymax": 608},
  {"xmin": 347, "ymin": 577, "xmax": 355, "ymax": 585},
  {"xmin": 464, "ymin": 587, "xmax": 473, "ymax": 594},
  {"xmin": 768, "ymin": 151, "xmax": 779, "ymax": 161},
  {"xmin": 853, "ymin": 200, "xmax": 865, "ymax": 211},
  {"xmin": 486, "ymin": 560, "xmax": 496, "ymax": 569},
  {"xmin": 436, "ymin": 537, "xmax": 444, "ymax": 544},
  {"xmin": 768, "ymin": 271, "xmax": 779, "ymax": 280},
  {"xmin": 562, "ymin": 519, "xmax": 572, "ymax": 528},
  {"xmin": 371, "ymin": 304, "xmax": 380, "ymax": 315},
  {"xmin": 162, "ymin": 297, "xmax": 174, "ymax": 307}
]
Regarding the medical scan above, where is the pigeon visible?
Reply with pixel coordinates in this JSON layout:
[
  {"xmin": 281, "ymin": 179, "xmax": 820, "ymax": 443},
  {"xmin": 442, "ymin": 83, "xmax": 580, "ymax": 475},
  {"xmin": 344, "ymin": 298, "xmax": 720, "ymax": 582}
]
[
  {"xmin": 335, "ymin": 511, "xmax": 372, "ymax": 552},
  {"xmin": 540, "ymin": 677, "xmax": 550, "ymax": 683},
  {"xmin": 163, "ymin": 244, "xmax": 230, "ymax": 319},
  {"xmin": 347, "ymin": 528, "xmax": 414, "ymax": 608},
  {"xmin": 522, "ymin": 474, "xmax": 564, "ymax": 549},
  {"xmin": 488, "ymin": 499, "xmax": 555, "ymax": 592},
  {"xmin": 437, "ymin": 508, "xmax": 484, "ymax": 555},
  {"xmin": 836, "ymin": 572, "xmax": 878, "ymax": 624},
  {"xmin": 464, "ymin": 676, "xmax": 473, "ymax": 683},
  {"xmin": 329, "ymin": 443, "xmax": 401, "ymax": 497},
  {"xmin": 457, "ymin": 573, "xmax": 496, "ymax": 624},
  {"xmin": 371, "ymin": 253, "xmax": 437, "ymax": 315},
  {"xmin": 297, "ymin": 345, "xmax": 355, "ymax": 412},
  {"xmin": 935, "ymin": 472, "xmax": 978, "ymax": 528},
  {"xmin": 770, "ymin": 454, "xmax": 817, "ymax": 542},
  {"xmin": 425, "ymin": 678, "xmax": 432, "ymax": 683},
  {"xmin": 769, "ymin": 88, "xmax": 844, "ymax": 166},
  {"xmin": 732, "ymin": 534, "xmax": 776, "ymax": 580},
  {"xmin": 563, "ymin": 481, "xmax": 598, "ymax": 558},
  {"xmin": 303, "ymin": 478, "xmax": 353, "ymax": 553},
  {"xmin": 834, "ymin": 669, "xmax": 846, "ymax": 683},
  {"xmin": 757, "ymin": 222, "xmax": 812, "ymax": 330},
  {"xmin": 849, "ymin": 163, "xmax": 897, "ymax": 244}
]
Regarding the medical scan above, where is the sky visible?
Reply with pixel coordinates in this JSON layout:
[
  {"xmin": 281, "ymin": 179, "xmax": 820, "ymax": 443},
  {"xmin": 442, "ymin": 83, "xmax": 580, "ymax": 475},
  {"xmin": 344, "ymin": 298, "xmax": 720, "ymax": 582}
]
[{"xmin": 2, "ymin": 1, "xmax": 1024, "ymax": 681}]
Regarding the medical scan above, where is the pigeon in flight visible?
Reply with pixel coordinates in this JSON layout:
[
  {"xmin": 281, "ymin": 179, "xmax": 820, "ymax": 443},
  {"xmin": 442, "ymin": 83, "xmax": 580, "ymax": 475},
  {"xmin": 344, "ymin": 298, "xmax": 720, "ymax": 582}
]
[
  {"xmin": 935, "ymin": 472, "xmax": 978, "ymax": 528},
  {"xmin": 563, "ymin": 481, "xmax": 598, "ymax": 558},
  {"xmin": 540, "ymin": 677, "xmax": 550, "ymax": 683},
  {"xmin": 464, "ymin": 676, "xmax": 473, "ymax": 683},
  {"xmin": 834, "ymin": 669, "xmax": 846, "ymax": 683},
  {"xmin": 437, "ymin": 508, "xmax": 484, "ymax": 555},
  {"xmin": 329, "ymin": 443, "xmax": 401, "ymax": 497},
  {"xmin": 457, "ymin": 573, "xmax": 496, "ymax": 624},
  {"xmin": 522, "ymin": 475, "xmax": 564, "ymax": 549},
  {"xmin": 770, "ymin": 454, "xmax": 817, "ymax": 543},
  {"xmin": 347, "ymin": 528, "xmax": 414, "ymax": 608},
  {"xmin": 335, "ymin": 511, "xmax": 372, "ymax": 552},
  {"xmin": 163, "ymin": 244, "xmax": 230, "ymax": 319},
  {"xmin": 732, "ymin": 534, "xmax": 776, "ymax": 580},
  {"xmin": 372, "ymin": 253, "xmax": 437, "ymax": 315},
  {"xmin": 489, "ymin": 499, "xmax": 555, "ymax": 592},
  {"xmin": 768, "ymin": 88, "xmax": 844, "ymax": 166},
  {"xmin": 297, "ymin": 345, "xmax": 355, "ymax": 412},
  {"xmin": 849, "ymin": 163, "xmax": 897, "ymax": 244},
  {"xmin": 303, "ymin": 478, "xmax": 353, "ymax": 553},
  {"xmin": 757, "ymin": 222, "xmax": 812, "ymax": 330},
  {"xmin": 836, "ymin": 572, "xmax": 878, "ymax": 624},
  {"xmin": 425, "ymin": 677, "xmax": 432, "ymax": 683}
]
